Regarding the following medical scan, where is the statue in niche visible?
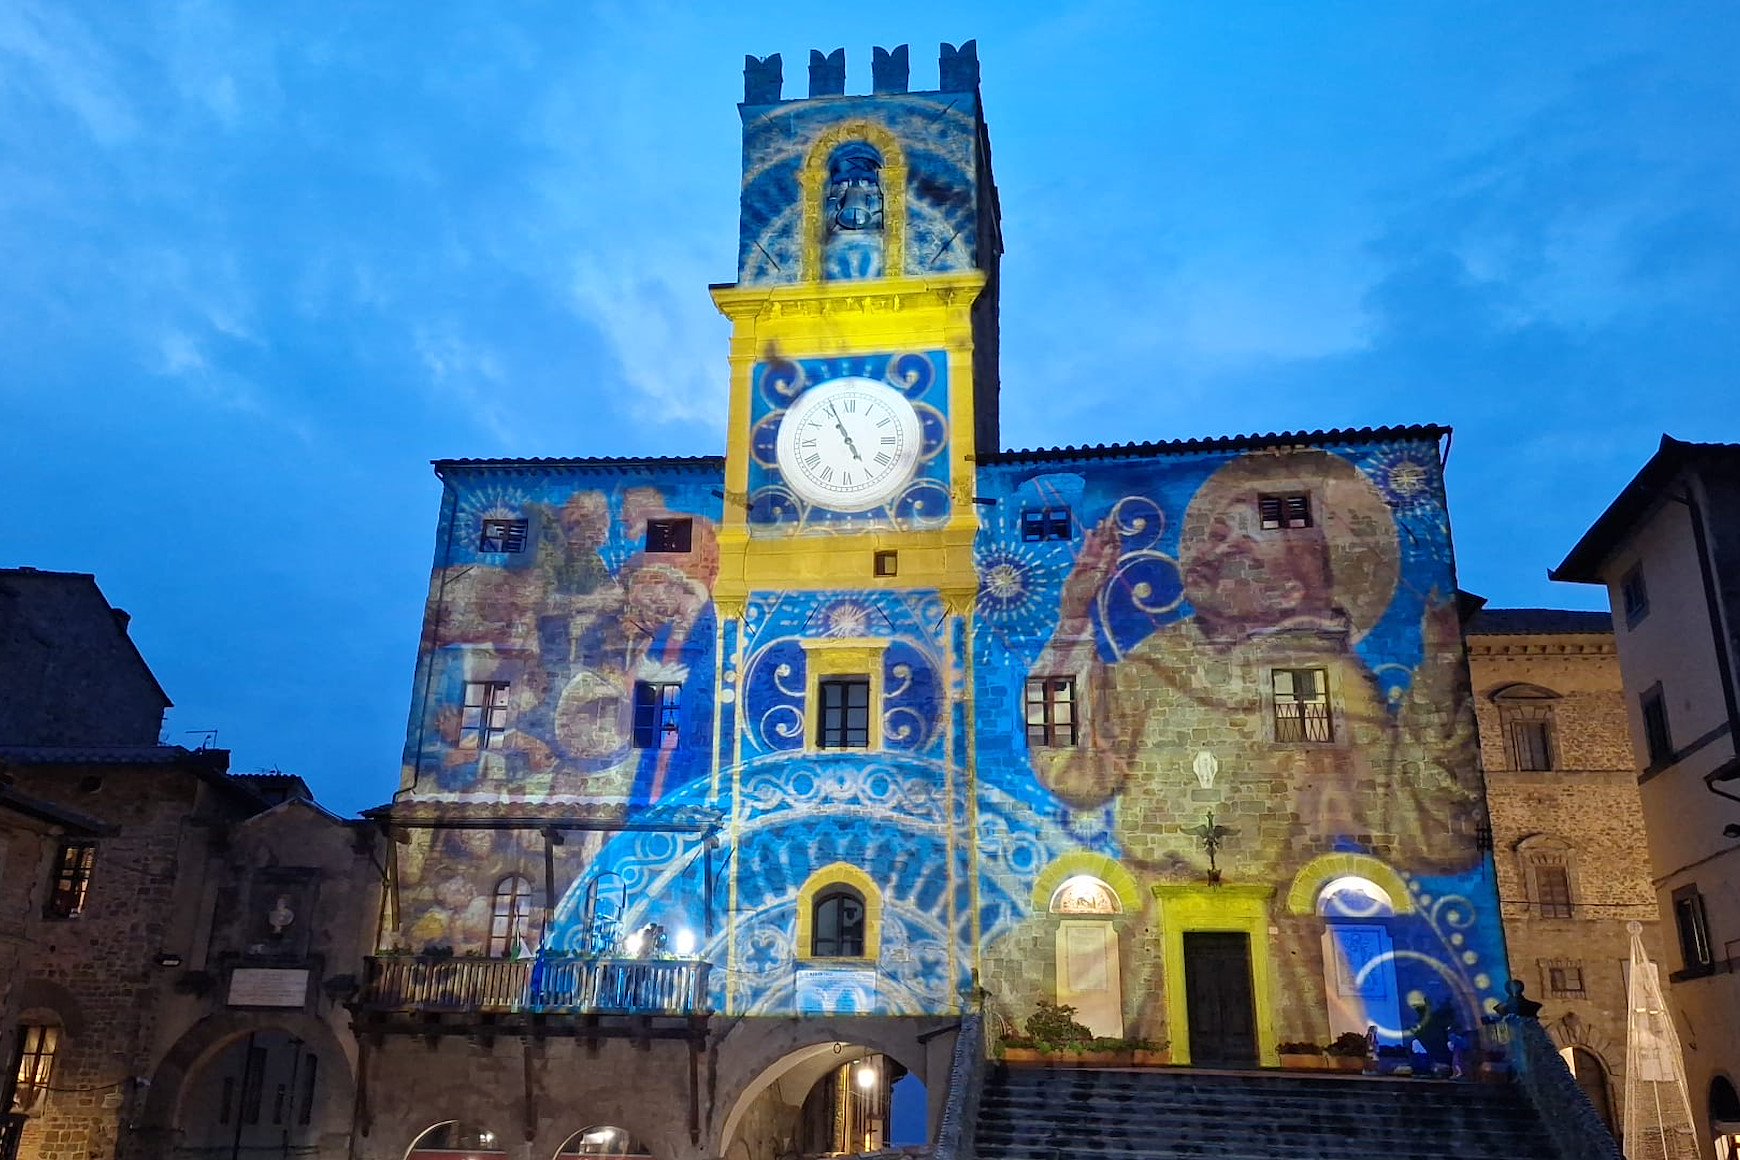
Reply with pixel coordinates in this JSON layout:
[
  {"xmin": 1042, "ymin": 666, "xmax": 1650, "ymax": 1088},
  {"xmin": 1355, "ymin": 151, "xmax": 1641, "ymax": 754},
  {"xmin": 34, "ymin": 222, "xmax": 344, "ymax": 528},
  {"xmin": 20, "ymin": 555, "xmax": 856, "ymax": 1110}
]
[
  {"xmin": 823, "ymin": 142, "xmax": 885, "ymax": 279},
  {"xmin": 267, "ymin": 893, "xmax": 295, "ymax": 936}
]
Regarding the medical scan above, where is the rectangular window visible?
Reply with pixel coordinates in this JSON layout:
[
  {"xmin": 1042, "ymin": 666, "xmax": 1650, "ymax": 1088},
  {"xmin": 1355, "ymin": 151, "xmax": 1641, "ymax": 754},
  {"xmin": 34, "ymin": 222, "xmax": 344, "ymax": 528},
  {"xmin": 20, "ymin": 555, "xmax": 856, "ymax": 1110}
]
[
  {"xmin": 1546, "ymin": 964, "xmax": 1586, "ymax": 997},
  {"xmin": 1672, "ymin": 884, "xmax": 1713, "ymax": 974},
  {"xmin": 632, "ymin": 681, "xmax": 682, "ymax": 750},
  {"xmin": 478, "ymin": 518, "xmax": 528, "ymax": 554},
  {"xmin": 646, "ymin": 518, "xmax": 693, "ymax": 554},
  {"xmin": 240, "ymin": 1046, "xmax": 267, "ymax": 1126},
  {"xmin": 13, "ymin": 1024, "xmax": 59, "ymax": 1112},
  {"xmin": 1641, "ymin": 684, "xmax": 1673, "ymax": 767},
  {"xmin": 1258, "ymin": 493, "xmax": 1313, "ymax": 530},
  {"xmin": 873, "ymin": 550, "xmax": 898, "ymax": 577},
  {"xmin": 297, "ymin": 1055, "xmax": 318, "ymax": 1126},
  {"xmin": 47, "ymin": 841, "xmax": 95, "ymax": 918},
  {"xmin": 1025, "ymin": 677, "xmax": 1078, "ymax": 747},
  {"xmin": 817, "ymin": 678, "xmax": 871, "ymax": 749},
  {"xmin": 1020, "ymin": 507, "xmax": 1072, "ymax": 542},
  {"xmin": 1507, "ymin": 719, "xmax": 1554, "ymax": 771},
  {"xmin": 1535, "ymin": 864, "xmax": 1573, "ymax": 919},
  {"xmin": 1272, "ymin": 668, "xmax": 1332, "ymax": 742},
  {"xmin": 460, "ymin": 682, "xmax": 510, "ymax": 751},
  {"xmin": 1621, "ymin": 565, "xmax": 1649, "ymax": 626}
]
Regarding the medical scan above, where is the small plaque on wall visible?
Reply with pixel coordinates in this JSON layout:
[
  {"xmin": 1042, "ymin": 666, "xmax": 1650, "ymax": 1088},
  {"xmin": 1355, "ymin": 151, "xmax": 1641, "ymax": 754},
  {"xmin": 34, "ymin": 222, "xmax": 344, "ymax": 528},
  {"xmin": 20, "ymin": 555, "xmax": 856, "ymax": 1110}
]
[{"xmin": 227, "ymin": 968, "xmax": 310, "ymax": 1008}]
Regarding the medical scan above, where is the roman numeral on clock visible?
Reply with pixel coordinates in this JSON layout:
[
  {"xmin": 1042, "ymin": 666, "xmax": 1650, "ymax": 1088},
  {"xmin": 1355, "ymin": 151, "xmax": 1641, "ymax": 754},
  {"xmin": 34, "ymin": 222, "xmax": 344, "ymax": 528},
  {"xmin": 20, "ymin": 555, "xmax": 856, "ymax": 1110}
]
[
  {"xmin": 819, "ymin": 466, "xmax": 833, "ymax": 482},
  {"xmin": 874, "ymin": 451, "xmax": 892, "ymax": 467},
  {"xmin": 805, "ymin": 453, "xmax": 821, "ymax": 469}
]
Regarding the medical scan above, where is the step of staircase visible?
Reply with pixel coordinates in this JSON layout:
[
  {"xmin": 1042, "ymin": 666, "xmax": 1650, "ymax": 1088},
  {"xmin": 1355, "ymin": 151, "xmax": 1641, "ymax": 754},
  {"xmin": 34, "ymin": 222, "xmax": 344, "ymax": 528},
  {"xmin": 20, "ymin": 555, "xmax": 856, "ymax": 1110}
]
[{"xmin": 972, "ymin": 1065, "xmax": 1558, "ymax": 1160}]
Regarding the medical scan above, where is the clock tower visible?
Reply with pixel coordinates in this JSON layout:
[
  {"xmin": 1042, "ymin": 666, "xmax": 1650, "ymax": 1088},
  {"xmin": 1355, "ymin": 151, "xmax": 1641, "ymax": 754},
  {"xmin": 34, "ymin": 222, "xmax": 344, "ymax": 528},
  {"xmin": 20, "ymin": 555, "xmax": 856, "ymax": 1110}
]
[{"xmin": 710, "ymin": 41, "xmax": 1001, "ymax": 612}]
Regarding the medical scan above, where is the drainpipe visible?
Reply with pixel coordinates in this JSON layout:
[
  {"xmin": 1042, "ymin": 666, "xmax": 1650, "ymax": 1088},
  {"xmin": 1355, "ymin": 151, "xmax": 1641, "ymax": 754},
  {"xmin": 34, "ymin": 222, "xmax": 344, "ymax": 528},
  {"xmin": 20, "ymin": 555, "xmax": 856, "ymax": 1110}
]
[{"xmin": 1673, "ymin": 482, "xmax": 1740, "ymax": 805}]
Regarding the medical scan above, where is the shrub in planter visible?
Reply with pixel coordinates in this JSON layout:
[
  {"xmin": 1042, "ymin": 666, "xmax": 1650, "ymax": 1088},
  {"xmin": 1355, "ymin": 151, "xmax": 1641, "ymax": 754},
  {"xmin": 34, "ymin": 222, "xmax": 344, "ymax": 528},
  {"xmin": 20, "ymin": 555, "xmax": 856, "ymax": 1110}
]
[
  {"xmin": 1324, "ymin": 1031, "xmax": 1371, "ymax": 1071},
  {"xmin": 1277, "ymin": 1040, "xmax": 1327, "ymax": 1070},
  {"xmin": 1025, "ymin": 1001, "xmax": 1093, "ymax": 1051}
]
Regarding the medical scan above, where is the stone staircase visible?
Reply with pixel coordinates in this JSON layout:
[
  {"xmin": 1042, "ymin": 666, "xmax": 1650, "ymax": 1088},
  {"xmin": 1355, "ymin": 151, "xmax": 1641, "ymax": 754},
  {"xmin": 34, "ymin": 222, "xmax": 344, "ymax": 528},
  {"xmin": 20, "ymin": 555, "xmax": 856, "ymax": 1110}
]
[{"xmin": 974, "ymin": 1065, "xmax": 1560, "ymax": 1160}]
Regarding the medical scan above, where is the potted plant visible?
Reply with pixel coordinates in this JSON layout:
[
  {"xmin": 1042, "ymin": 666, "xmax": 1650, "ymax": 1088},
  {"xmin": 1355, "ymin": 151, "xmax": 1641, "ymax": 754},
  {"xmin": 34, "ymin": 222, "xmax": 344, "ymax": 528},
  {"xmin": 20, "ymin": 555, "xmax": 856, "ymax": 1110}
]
[
  {"xmin": 1278, "ymin": 1040, "xmax": 1328, "ymax": 1070},
  {"xmin": 1002, "ymin": 1001, "xmax": 1092, "ymax": 1063},
  {"xmin": 1131, "ymin": 1038, "xmax": 1170, "ymax": 1067},
  {"xmin": 1325, "ymin": 1032, "xmax": 1371, "ymax": 1073}
]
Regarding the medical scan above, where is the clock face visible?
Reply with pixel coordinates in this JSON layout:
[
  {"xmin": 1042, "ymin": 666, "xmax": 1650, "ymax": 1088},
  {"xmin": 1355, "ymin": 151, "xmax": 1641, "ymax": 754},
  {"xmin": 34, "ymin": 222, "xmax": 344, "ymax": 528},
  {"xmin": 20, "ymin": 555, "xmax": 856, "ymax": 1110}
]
[{"xmin": 774, "ymin": 377, "xmax": 923, "ymax": 512}]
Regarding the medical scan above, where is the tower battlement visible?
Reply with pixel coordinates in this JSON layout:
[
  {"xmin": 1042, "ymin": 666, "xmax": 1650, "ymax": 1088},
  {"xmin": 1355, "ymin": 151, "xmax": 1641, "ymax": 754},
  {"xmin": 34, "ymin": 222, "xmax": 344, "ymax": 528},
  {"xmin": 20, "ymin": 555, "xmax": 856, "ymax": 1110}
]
[{"xmin": 742, "ymin": 40, "xmax": 979, "ymax": 104}]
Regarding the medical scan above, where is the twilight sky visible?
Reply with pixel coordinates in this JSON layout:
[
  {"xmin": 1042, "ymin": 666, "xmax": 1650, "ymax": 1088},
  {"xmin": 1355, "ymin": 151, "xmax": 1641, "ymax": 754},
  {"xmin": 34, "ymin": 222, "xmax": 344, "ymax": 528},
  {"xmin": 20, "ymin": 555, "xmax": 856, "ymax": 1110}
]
[{"xmin": 2, "ymin": 2, "xmax": 1735, "ymax": 817}]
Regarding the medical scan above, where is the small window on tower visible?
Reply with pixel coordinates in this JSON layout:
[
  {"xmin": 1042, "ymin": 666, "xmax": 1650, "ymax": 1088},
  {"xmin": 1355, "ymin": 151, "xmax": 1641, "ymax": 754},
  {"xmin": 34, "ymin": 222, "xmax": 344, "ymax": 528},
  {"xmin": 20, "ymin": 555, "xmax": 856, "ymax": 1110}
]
[
  {"xmin": 633, "ymin": 681, "xmax": 682, "ymax": 750},
  {"xmin": 817, "ymin": 678, "xmax": 871, "ymax": 749},
  {"xmin": 646, "ymin": 518, "xmax": 693, "ymax": 554},
  {"xmin": 1020, "ymin": 507, "xmax": 1072, "ymax": 542},
  {"xmin": 1641, "ymin": 684, "xmax": 1673, "ymax": 768},
  {"xmin": 1025, "ymin": 677, "xmax": 1078, "ymax": 747},
  {"xmin": 1258, "ymin": 494, "xmax": 1313, "ymax": 530},
  {"xmin": 874, "ymin": 550, "xmax": 899, "ymax": 577},
  {"xmin": 478, "ymin": 518, "xmax": 528, "ymax": 554},
  {"xmin": 460, "ymin": 682, "xmax": 510, "ymax": 750}
]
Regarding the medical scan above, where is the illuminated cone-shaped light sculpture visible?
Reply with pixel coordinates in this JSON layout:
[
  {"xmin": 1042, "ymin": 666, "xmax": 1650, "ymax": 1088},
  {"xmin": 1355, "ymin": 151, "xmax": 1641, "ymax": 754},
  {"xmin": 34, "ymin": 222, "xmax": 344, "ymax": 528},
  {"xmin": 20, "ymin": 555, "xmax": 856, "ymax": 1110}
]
[{"xmin": 1624, "ymin": 920, "xmax": 1700, "ymax": 1160}]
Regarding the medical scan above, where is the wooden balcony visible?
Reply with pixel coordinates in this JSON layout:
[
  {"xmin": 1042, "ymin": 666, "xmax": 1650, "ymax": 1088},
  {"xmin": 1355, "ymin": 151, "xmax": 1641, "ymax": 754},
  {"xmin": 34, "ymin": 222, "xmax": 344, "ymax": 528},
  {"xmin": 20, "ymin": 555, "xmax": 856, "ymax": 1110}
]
[{"xmin": 354, "ymin": 954, "xmax": 711, "ymax": 1022}]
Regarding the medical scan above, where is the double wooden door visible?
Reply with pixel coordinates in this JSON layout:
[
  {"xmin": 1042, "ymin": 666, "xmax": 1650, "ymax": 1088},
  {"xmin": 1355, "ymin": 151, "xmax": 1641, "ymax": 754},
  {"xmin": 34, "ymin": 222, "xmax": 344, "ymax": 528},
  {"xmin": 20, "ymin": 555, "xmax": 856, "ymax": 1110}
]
[{"xmin": 1183, "ymin": 931, "xmax": 1258, "ymax": 1067}]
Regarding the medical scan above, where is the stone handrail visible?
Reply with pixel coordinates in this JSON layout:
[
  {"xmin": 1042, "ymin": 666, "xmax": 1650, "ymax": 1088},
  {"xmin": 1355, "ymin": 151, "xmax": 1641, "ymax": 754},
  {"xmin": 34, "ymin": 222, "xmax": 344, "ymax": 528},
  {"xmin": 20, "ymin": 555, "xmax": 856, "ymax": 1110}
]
[
  {"xmin": 932, "ymin": 1015, "xmax": 984, "ymax": 1160},
  {"xmin": 1497, "ymin": 1015, "xmax": 1623, "ymax": 1160}
]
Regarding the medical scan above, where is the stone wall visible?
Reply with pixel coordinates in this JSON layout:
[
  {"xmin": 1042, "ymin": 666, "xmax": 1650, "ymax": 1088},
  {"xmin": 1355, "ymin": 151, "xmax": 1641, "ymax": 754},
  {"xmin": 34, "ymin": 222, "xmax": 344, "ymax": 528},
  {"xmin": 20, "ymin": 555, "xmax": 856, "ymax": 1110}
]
[{"xmin": 1469, "ymin": 619, "xmax": 1667, "ymax": 1134}]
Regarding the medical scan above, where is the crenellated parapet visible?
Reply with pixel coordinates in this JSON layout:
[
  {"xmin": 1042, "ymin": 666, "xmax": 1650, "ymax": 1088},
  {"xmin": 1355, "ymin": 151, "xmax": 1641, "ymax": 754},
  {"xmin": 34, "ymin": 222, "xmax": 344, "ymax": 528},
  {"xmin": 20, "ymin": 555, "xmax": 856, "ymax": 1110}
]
[{"xmin": 741, "ymin": 41, "xmax": 979, "ymax": 105}]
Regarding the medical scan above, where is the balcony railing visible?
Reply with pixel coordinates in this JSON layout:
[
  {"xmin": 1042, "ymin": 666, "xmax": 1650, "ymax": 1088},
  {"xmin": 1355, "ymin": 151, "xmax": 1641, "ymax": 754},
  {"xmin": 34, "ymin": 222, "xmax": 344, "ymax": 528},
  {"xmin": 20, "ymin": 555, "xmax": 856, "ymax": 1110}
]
[{"xmin": 356, "ymin": 954, "xmax": 711, "ymax": 1017}]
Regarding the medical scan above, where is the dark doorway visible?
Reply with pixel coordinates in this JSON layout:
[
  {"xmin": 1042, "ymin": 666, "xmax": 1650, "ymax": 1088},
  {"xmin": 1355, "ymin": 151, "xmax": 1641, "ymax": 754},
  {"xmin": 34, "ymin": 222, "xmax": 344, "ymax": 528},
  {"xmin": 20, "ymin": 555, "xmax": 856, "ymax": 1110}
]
[
  {"xmin": 1568, "ymin": 1048, "xmax": 1615, "ymax": 1137},
  {"xmin": 1183, "ymin": 931, "xmax": 1258, "ymax": 1067}
]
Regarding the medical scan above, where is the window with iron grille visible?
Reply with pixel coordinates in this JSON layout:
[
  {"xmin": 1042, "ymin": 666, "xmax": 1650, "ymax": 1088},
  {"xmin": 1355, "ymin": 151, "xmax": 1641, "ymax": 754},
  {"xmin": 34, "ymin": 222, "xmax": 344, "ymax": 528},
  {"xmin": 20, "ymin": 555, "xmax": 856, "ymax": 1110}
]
[
  {"xmin": 1258, "ymin": 493, "xmax": 1312, "ymax": 530},
  {"xmin": 1272, "ymin": 669, "xmax": 1332, "ymax": 741},
  {"xmin": 488, "ymin": 876, "xmax": 534, "ymax": 958},
  {"xmin": 817, "ymin": 678, "xmax": 871, "ymax": 749},
  {"xmin": 1621, "ymin": 565, "xmax": 1649, "ymax": 626},
  {"xmin": 1020, "ymin": 507, "xmax": 1072, "ymax": 542},
  {"xmin": 1025, "ymin": 677, "xmax": 1078, "ymax": 747},
  {"xmin": 1534, "ymin": 864, "xmax": 1573, "ymax": 919},
  {"xmin": 646, "ymin": 518, "xmax": 693, "ymax": 554},
  {"xmin": 47, "ymin": 841, "xmax": 95, "ymax": 918},
  {"xmin": 460, "ymin": 682, "xmax": 510, "ymax": 750},
  {"xmin": 478, "ymin": 518, "xmax": 528, "ymax": 554},
  {"xmin": 812, "ymin": 886, "xmax": 866, "ymax": 957},
  {"xmin": 12, "ymin": 1023, "xmax": 59, "ymax": 1112},
  {"xmin": 1545, "ymin": 963, "xmax": 1586, "ymax": 997},
  {"xmin": 632, "ymin": 681, "xmax": 682, "ymax": 750}
]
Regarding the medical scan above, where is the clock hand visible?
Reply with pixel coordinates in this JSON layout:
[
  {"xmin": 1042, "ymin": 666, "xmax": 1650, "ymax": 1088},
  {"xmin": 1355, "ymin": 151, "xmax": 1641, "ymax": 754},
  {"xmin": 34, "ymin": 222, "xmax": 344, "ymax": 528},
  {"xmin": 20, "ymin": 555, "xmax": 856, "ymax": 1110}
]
[{"xmin": 826, "ymin": 404, "xmax": 864, "ymax": 461}]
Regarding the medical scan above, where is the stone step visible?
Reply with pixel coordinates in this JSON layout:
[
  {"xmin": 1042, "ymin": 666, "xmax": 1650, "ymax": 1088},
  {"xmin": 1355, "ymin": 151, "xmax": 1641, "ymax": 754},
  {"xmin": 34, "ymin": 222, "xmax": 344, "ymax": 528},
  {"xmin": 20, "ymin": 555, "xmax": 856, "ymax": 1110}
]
[{"xmin": 972, "ymin": 1069, "xmax": 1557, "ymax": 1160}]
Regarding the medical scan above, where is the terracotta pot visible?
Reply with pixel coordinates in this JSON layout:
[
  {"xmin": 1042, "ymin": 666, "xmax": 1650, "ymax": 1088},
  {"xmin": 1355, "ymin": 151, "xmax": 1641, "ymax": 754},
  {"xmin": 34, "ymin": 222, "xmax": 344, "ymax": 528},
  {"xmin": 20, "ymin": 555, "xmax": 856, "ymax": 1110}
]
[
  {"xmin": 1330, "ymin": 1055, "xmax": 1366, "ymax": 1072},
  {"xmin": 1131, "ymin": 1049, "xmax": 1170, "ymax": 1067},
  {"xmin": 1001, "ymin": 1047, "xmax": 1042, "ymax": 1064},
  {"xmin": 1061, "ymin": 1050, "xmax": 1133, "ymax": 1067},
  {"xmin": 1279, "ymin": 1053, "xmax": 1328, "ymax": 1071}
]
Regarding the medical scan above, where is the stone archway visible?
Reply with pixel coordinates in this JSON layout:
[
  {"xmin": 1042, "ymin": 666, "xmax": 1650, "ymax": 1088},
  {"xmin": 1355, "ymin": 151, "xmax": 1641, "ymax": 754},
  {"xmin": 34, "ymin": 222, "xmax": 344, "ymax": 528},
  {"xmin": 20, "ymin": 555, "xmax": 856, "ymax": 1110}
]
[
  {"xmin": 138, "ymin": 1011, "xmax": 355, "ymax": 1158},
  {"xmin": 716, "ymin": 1030, "xmax": 932, "ymax": 1160}
]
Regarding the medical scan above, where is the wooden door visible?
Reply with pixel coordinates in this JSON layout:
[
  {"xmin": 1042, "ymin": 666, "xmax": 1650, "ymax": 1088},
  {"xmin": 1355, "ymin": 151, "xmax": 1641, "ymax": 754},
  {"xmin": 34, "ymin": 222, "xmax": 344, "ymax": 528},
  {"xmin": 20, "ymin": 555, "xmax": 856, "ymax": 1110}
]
[{"xmin": 1183, "ymin": 931, "xmax": 1258, "ymax": 1067}]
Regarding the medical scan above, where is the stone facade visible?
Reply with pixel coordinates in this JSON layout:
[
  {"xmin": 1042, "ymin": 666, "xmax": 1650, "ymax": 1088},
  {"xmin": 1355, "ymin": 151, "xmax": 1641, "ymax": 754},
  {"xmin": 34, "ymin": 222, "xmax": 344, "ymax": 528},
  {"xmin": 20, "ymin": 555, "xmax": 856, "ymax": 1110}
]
[
  {"xmin": 0, "ymin": 570, "xmax": 372, "ymax": 1160},
  {"xmin": 1467, "ymin": 607, "xmax": 1671, "ymax": 1137}
]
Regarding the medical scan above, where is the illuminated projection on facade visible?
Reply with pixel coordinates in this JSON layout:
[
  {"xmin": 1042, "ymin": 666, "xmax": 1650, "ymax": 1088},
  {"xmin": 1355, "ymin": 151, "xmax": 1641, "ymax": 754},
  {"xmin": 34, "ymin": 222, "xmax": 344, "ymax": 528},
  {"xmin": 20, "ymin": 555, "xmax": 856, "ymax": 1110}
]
[{"xmin": 377, "ymin": 41, "xmax": 1506, "ymax": 1070}]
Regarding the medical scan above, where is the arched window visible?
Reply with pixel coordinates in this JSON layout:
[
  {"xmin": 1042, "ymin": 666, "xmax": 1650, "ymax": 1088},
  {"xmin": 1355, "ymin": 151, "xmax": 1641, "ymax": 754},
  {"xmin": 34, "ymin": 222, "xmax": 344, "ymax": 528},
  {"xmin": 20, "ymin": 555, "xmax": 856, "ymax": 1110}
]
[
  {"xmin": 556, "ymin": 1125, "xmax": 653, "ymax": 1157},
  {"xmin": 11, "ymin": 1019, "xmax": 60, "ymax": 1113},
  {"xmin": 1315, "ymin": 876, "xmax": 1396, "ymax": 919},
  {"xmin": 1517, "ymin": 835, "xmax": 1576, "ymax": 920},
  {"xmin": 1492, "ymin": 683, "xmax": 1560, "ymax": 771},
  {"xmin": 406, "ymin": 1121, "xmax": 506, "ymax": 1159},
  {"xmin": 487, "ymin": 876, "xmax": 534, "ymax": 958},
  {"xmin": 1048, "ymin": 875, "xmax": 1120, "ymax": 915},
  {"xmin": 811, "ymin": 887, "xmax": 866, "ymax": 958}
]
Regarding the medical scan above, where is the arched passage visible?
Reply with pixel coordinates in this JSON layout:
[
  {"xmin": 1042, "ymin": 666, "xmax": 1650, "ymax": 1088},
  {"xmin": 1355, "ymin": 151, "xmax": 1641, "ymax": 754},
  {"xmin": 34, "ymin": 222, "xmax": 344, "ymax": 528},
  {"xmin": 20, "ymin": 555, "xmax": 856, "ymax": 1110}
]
[
  {"xmin": 717, "ymin": 1035, "xmax": 930, "ymax": 1160},
  {"xmin": 139, "ymin": 1011, "xmax": 354, "ymax": 1157}
]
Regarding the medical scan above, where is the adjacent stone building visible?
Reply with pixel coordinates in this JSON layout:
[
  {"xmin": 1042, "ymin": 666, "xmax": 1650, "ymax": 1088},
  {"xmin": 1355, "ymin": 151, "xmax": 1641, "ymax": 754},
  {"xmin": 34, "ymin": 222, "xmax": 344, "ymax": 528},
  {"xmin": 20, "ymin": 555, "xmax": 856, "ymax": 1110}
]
[
  {"xmin": 1467, "ymin": 605, "xmax": 1670, "ymax": 1138},
  {"xmin": 0, "ymin": 569, "xmax": 374, "ymax": 1160},
  {"xmin": 1552, "ymin": 436, "xmax": 1740, "ymax": 1157}
]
